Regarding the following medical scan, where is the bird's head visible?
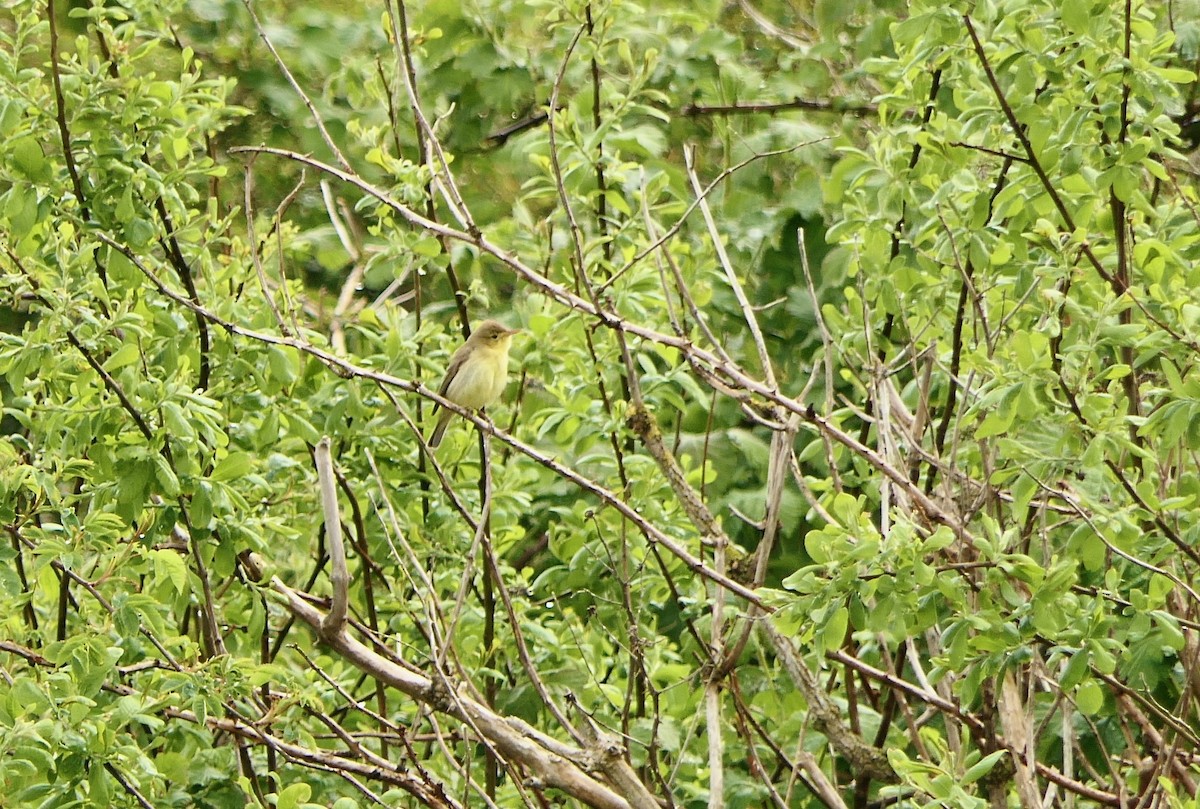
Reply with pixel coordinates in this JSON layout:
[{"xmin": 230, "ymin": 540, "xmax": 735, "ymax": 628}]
[{"xmin": 469, "ymin": 320, "xmax": 521, "ymax": 350}]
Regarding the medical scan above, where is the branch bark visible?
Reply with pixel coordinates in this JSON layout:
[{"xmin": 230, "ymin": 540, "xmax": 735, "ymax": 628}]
[{"xmin": 239, "ymin": 553, "xmax": 640, "ymax": 809}]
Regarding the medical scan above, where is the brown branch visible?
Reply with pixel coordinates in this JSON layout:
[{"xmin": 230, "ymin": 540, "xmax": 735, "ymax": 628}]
[
  {"xmin": 314, "ymin": 437, "xmax": 349, "ymax": 637},
  {"xmin": 193, "ymin": 148, "xmax": 960, "ymax": 542},
  {"xmin": 761, "ymin": 623, "xmax": 895, "ymax": 782},
  {"xmin": 238, "ymin": 553, "xmax": 637, "ymax": 809},
  {"xmin": 153, "ymin": 198, "xmax": 211, "ymax": 390},
  {"xmin": 681, "ymin": 97, "xmax": 877, "ymax": 117},
  {"xmin": 46, "ymin": 0, "xmax": 89, "ymax": 221},
  {"xmin": 831, "ymin": 649, "xmax": 1123, "ymax": 805}
]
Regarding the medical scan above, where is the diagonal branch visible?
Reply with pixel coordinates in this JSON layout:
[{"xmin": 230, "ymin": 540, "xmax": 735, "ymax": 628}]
[{"xmin": 238, "ymin": 553, "xmax": 638, "ymax": 809}]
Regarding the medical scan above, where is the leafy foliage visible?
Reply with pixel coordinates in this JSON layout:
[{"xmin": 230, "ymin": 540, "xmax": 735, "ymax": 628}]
[{"xmin": 3, "ymin": 0, "xmax": 1200, "ymax": 806}]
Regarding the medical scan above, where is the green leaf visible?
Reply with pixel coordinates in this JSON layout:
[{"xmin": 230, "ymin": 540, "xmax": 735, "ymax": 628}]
[
  {"xmin": 154, "ymin": 454, "xmax": 180, "ymax": 497},
  {"xmin": 276, "ymin": 782, "xmax": 311, "ymax": 809},
  {"xmin": 962, "ymin": 750, "xmax": 1007, "ymax": 784},
  {"xmin": 211, "ymin": 452, "xmax": 253, "ymax": 482},
  {"xmin": 975, "ymin": 410, "xmax": 1013, "ymax": 439},
  {"xmin": 1089, "ymin": 641, "xmax": 1117, "ymax": 675},
  {"xmin": 105, "ymin": 343, "xmax": 142, "ymax": 372},
  {"xmin": 1156, "ymin": 66, "xmax": 1198, "ymax": 84},
  {"xmin": 413, "ymin": 235, "xmax": 442, "ymax": 257},
  {"xmin": 1153, "ymin": 611, "xmax": 1185, "ymax": 651},
  {"xmin": 10, "ymin": 137, "xmax": 51, "ymax": 182},
  {"xmin": 1060, "ymin": 0, "xmax": 1091, "ymax": 33},
  {"xmin": 819, "ymin": 605, "xmax": 849, "ymax": 654},
  {"xmin": 150, "ymin": 549, "xmax": 190, "ymax": 594},
  {"xmin": 0, "ymin": 101, "xmax": 21, "ymax": 137},
  {"xmin": 191, "ymin": 482, "xmax": 214, "ymax": 528},
  {"xmin": 1075, "ymin": 680, "xmax": 1104, "ymax": 715},
  {"xmin": 5, "ymin": 184, "xmax": 39, "ymax": 236},
  {"xmin": 804, "ymin": 528, "xmax": 834, "ymax": 564},
  {"xmin": 1060, "ymin": 649, "xmax": 1090, "ymax": 690}
]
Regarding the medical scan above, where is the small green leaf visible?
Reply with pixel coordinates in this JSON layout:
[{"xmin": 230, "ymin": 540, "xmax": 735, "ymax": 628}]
[
  {"xmin": 1149, "ymin": 573, "xmax": 1174, "ymax": 602},
  {"xmin": 161, "ymin": 401, "xmax": 193, "ymax": 438},
  {"xmin": 1089, "ymin": 641, "xmax": 1117, "ymax": 675},
  {"xmin": 10, "ymin": 137, "xmax": 51, "ymax": 182},
  {"xmin": 804, "ymin": 528, "xmax": 832, "ymax": 564},
  {"xmin": 267, "ymin": 347, "xmax": 298, "ymax": 387},
  {"xmin": 276, "ymin": 782, "xmax": 311, "ymax": 809},
  {"xmin": 153, "ymin": 455, "xmax": 180, "ymax": 497},
  {"xmin": 5, "ymin": 184, "xmax": 39, "ymax": 237},
  {"xmin": 1060, "ymin": 0, "xmax": 1090, "ymax": 33},
  {"xmin": 962, "ymin": 749, "xmax": 1007, "ymax": 784},
  {"xmin": 0, "ymin": 101, "xmax": 20, "ymax": 137},
  {"xmin": 1156, "ymin": 66, "xmax": 1198, "ymax": 84},
  {"xmin": 830, "ymin": 492, "xmax": 860, "ymax": 527},
  {"xmin": 1075, "ymin": 680, "xmax": 1104, "ymax": 715},
  {"xmin": 285, "ymin": 412, "xmax": 321, "ymax": 444},
  {"xmin": 1060, "ymin": 649, "xmax": 1090, "ymax": 690},
  {"xmin": 412, "ymin": 235, "xmax": 442, "ymax": 257},
  {"xmin": 819, "ymin": 605, "xmax": 849, "ymax": 654},
  {"xmin": 976, "ymin": 408, "xmax": 1014, "ymax": 439},
  {"xmin": 191, "ymin": 483, "xmax": 214, "ymax": 529},
  {"xmin": 1153, "ymin": 611, "xmax": 1186, "ymax": 651},
  {"xmin": 211, "ymin": 451, "xmax": 252, "ymax": 482},
  {"xmin": 105, "ymin": 343, "xmax": 141, "ymax": 372},
  {"xmin": 150, "ymin": 549, "xmax": 189, "ymax": 594}
]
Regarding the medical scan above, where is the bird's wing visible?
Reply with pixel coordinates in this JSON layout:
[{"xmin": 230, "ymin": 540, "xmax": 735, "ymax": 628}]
[{"xmin": 433, "ymin": 347, "xmax": 468, "ymax": 409}]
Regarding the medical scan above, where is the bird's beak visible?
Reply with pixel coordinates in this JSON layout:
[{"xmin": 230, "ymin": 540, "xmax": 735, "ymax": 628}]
[{"xmin": 505, "ymin": 327, "xmax": 523, "ymax": 336}]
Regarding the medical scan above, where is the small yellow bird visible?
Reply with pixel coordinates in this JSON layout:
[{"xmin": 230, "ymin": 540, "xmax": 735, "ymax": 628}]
[{"xmin": 428, "ymin": 319, "xmax": 521, "ymax": 448}]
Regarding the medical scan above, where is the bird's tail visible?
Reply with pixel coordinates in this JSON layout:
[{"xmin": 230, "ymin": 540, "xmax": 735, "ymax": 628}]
[{"xmin": 428, "ymin": 410, "xmax": 452, "ymax": 448}]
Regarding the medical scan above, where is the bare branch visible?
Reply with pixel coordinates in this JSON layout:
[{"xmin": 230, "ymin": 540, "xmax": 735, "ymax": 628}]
[{"xmin": 315, "ymin": 437, "xmax": 349, "ymax": 636}]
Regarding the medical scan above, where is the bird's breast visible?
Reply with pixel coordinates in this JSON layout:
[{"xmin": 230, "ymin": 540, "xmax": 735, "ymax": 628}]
[{"xmin": 446, "ymin": 349, "xmax": 509, "ymax": 409}]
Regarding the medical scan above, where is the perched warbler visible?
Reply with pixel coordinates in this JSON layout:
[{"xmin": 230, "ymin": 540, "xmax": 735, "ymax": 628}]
[{"xmin": 428, "ymin": 319, "xmax": 521, "ymax": 448}]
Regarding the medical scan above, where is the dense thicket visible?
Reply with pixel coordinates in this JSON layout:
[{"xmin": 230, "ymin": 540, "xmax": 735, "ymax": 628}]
[{"xmin": 4, "ymin": 1, "xmax": 1200, "ymax": 807}]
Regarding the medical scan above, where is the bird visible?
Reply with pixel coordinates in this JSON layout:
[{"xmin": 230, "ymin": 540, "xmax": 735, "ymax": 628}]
[{"xmin": 428, "ymin": 319, "xmax": 521, "ymax": 448}]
